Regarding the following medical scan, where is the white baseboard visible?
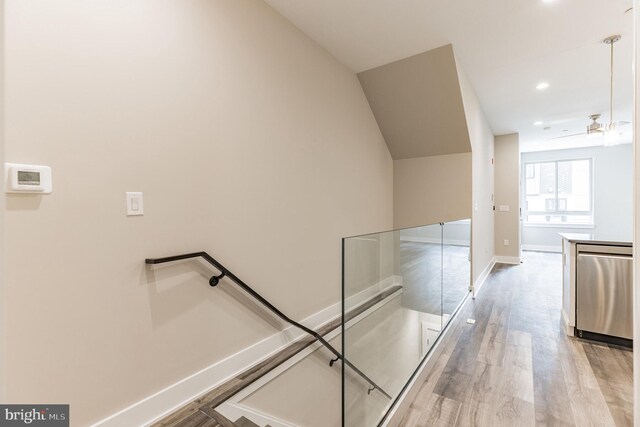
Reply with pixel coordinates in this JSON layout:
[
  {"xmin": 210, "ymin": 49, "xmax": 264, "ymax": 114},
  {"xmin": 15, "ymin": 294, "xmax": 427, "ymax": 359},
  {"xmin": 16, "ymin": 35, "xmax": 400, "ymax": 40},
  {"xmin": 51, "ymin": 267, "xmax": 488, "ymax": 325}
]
[
  {"xmin": 522, "ymin": 244, "xmax": 561, "ymax": 253},
  {"xmin": 91, "ymin": 328, "xmax": 299, "ymax": 427},
  {"xmin": 400, "ymin": 236, "xmax": 470, "ymax": 247},
  {"xmin": 494, "ymin": 255, "xmax": 521, "ymax": 265},
  {"xmin": 216, "ymin": 402, "xmax": 296, "ymax": 427},
  {"xmin": 345, "ymin": 275, "xmax": 402, "ymax": 312},
  {"xmin": 472, "ymin": 257, "xmax": 496, "ymax": 299},
  {"xmin": 561, "ymin": 309, "xmax": 574, "ymax": 336},
  {"xmin": 90, "ymin": 279, "xmax": 402, "ymax": 427}
]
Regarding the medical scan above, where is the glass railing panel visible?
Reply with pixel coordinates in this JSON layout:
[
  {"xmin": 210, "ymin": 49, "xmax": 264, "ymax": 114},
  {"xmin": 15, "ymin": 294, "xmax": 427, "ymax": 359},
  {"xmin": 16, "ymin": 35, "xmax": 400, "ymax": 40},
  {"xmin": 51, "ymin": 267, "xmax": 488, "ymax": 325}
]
[
  {"xmin": 397, "ymin": 223, "xmax": 445, "ymax": 359},
  {"xmin": 342, "ymin": 223, "xmax": 444, "ymax": 426},
  {"xmin": 342, "ymin": 228, "xmax": 403, "ymax": 426},
  {"xmin": 442, "ymin": 219, "xmax": 472, "ymax": 327},
  {"xmin": 343, "ymin": 231, "xmax": 390, "ymax": 313}
]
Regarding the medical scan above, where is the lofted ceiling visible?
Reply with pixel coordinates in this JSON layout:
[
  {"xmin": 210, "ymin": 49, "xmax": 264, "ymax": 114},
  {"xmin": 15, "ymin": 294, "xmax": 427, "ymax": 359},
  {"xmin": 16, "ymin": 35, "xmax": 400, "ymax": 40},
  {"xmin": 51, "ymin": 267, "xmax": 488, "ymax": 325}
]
[
  {"xmin": 358, "ymin": 45, "xmax": 471, "ymax": 159},
  {"xmin": 264, "ymin": 0, "xmax": 633, "ymax": 151}
]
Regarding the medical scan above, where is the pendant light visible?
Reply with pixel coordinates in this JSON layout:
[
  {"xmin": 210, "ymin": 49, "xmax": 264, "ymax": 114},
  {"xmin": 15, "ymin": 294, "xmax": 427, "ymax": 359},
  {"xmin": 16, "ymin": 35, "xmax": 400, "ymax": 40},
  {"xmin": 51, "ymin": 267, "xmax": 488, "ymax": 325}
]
[{"xmin": 603, "ymin": 35, "xmax": 621, "ymax": 146}]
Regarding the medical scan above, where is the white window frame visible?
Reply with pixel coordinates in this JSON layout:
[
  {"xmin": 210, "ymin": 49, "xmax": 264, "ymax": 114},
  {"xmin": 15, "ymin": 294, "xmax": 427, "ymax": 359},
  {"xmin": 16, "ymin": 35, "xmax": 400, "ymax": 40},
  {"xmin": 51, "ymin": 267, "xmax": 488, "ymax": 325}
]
[{"xmin": 522, "ymin": 157, "xmax": 594, "ymax": 227}]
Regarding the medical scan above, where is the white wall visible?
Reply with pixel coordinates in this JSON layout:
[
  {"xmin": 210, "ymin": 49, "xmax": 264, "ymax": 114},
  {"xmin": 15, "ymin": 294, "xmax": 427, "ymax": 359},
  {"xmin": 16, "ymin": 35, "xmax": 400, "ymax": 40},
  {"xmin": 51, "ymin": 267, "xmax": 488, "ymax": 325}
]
[
  {"xmin": 0, "ymin": 0, "xmax": 5, "ymax": 404},
  {"xmin": 2, "ymin": 1, "xmax": 393, "ymax": 425},
  {"xmin": 633, "ymin": 3, "xmax": 639, "ymax": 425},
  {"xmin": 455, "ymin": 59, "xmax": 496, "ymax": 286},
  {"xmin": 521, "ymin": 144, "xmax": 633, "ymax": 252}
]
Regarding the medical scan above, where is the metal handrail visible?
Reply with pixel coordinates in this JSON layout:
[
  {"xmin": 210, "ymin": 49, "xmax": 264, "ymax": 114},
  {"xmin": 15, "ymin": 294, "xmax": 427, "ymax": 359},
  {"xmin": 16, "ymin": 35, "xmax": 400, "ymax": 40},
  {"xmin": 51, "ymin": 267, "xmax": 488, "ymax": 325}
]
[{"xmin": 145, "ymin": 251, "xmax": 392, "ymax": 399}]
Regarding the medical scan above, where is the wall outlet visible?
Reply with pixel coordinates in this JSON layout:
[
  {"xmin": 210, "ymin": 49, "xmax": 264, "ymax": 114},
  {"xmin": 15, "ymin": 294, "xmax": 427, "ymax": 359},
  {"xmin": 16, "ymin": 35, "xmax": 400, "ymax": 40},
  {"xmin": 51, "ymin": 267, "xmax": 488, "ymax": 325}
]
[{"xmin": 503, "ymin": 239, "xmax": 510, "ymax": 246}]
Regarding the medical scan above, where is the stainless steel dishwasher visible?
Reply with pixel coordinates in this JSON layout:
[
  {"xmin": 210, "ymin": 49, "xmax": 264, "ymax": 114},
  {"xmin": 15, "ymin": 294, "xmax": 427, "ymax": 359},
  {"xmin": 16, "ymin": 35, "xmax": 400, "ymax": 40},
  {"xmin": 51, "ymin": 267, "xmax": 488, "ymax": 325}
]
[{"xmin": 576, "ymin": 244, "xmax": 633, "ymax": 344}]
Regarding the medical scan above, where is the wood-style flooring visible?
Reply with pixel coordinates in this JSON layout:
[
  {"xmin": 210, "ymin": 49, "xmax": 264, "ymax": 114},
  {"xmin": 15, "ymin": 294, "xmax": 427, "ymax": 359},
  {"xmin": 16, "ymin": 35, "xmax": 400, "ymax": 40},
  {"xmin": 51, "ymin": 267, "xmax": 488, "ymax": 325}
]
[
  {"xmin": 400, "ymin": 242, "xmax": 470, "ymax": 318},
  {"xmin": 399, "ymin": 251, "xmax": 633, "ymax": 427}
]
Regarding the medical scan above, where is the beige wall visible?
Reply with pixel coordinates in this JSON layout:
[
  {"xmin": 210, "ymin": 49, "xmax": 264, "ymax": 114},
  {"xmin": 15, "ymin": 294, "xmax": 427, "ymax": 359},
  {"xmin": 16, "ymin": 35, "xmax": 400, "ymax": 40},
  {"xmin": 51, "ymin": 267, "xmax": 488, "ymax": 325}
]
[
  {"xmin": 455, "ymin": 59, "xmax": 495, "ymax": 284},
  {"xmin": 357, "ymin": 45, "xmax": 471, "ymax": 160},
  {"xmin": 343, "ymin": 230, "xmax": 397, "ymax": 304},
  {"xmin": 2, "ymin": 1, "xmax": 392, "ymax": 425},
  {"xmin": 393, "ymin": 153, "xmax": 472, "ymax": 229},
  {"xmin": 494, "ymin": 134, "xmax": 520, "ymax": 259}
]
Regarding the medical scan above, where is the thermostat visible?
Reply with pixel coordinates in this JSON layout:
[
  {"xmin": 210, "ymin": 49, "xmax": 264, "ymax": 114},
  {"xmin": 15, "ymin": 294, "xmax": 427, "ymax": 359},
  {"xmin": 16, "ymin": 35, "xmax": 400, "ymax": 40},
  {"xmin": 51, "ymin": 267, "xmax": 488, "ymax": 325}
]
[{"xmin": 5, "ymin": 163, "xmax": 52, "ymax": 194}]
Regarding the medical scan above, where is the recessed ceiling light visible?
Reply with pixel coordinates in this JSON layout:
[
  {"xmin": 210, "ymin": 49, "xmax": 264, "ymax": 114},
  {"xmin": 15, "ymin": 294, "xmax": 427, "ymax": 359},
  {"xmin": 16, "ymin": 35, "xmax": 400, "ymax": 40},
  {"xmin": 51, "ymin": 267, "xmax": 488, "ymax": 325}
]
[
  {"xmin": 534, "ymin": 121, "xmax": 544, "ymax": 126},
  {"xmin": 542, "ymin": 0, "xmax": 556, "ymax": 3},
  {"xmin": 536, "ymin": 82, "xmax": 550, "ymax": 90}
]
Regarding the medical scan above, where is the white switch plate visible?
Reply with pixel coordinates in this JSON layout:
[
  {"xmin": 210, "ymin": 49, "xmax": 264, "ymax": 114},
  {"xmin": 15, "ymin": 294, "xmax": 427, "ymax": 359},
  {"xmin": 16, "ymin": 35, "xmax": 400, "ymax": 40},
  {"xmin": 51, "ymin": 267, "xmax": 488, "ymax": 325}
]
[
  {"xmin": 126, "ymin": 192, "xmax": 144, "ymax": 216},
  {"xmin": 504, "ymin": 239, "xmax": 510, "ymax": 246},
  {"xmin": 499, "ymin": 205, "xmax": 510, "ymax": 212}
]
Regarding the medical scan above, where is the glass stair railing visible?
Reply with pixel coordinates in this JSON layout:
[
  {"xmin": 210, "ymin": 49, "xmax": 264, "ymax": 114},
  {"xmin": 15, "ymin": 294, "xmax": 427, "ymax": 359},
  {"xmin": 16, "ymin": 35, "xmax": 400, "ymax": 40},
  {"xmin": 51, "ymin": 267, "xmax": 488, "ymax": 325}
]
[
  {"xmin": 145, "ymin": 251, "xmax": 398, "ymax": 427},
  {"xmin": 342, "ymin": 220, "xmax": 471, "ymax": 426},
  {"xmin": 146, "ymin": 220, "xmax": 470, "ymax": 427}
]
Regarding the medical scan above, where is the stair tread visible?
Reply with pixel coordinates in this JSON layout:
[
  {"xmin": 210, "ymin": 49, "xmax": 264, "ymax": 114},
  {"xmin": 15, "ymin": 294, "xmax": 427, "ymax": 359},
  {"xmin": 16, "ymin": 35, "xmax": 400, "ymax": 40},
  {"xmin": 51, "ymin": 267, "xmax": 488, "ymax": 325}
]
[
  {"xmin": 152, "ymin": 285, "xmax": 402, "ymax": 427},
  {"xmin": 201, "ymin": 409, "xmax": 235, "ymax": 427},
  {"xmin": 234, "ymin": 416, "xmax": 260, "ymax": 427},
  {"xmin": 170, "ymin": 410, "xmax": 221, "ymax": 427}
]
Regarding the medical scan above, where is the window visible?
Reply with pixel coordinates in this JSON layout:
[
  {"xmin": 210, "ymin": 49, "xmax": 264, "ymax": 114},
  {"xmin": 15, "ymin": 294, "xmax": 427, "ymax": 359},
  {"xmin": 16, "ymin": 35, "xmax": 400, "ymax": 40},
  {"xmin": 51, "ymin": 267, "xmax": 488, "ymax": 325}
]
[{"xmin": 523, "ymin": 158, "xmax": 593, "ymax": 225}]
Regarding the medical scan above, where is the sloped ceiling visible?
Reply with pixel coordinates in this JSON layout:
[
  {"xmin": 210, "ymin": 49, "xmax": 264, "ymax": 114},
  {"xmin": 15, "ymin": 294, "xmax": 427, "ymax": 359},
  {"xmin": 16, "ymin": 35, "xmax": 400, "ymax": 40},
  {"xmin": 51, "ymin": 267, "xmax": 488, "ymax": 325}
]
[
  {"xmin": 264, "ymin": 0, "xmax": 633, "ymax": 151},
  {"xmin": 357, "ymin": 44, "xmax": 471, "ymax": 160}
]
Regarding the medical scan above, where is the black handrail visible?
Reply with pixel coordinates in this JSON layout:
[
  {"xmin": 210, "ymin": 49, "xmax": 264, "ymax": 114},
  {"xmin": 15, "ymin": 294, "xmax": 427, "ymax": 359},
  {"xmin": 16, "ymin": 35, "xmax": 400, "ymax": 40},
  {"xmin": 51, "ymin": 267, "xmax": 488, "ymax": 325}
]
[{"xmin": 145, "ymin": 251, "xmax": 392, "ymax": 400}]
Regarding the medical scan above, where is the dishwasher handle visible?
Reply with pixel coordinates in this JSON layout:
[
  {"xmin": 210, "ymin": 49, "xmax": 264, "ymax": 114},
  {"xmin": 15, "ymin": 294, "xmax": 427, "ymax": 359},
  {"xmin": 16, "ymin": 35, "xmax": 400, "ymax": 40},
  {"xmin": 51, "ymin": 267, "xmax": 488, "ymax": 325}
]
[
  {"xmin": 577, "ymin": 244, "xmax": 632, "ymax": 256},
  {"xmin": 577, "ymin": 253, "xmax": 632, "ymax": 262}
]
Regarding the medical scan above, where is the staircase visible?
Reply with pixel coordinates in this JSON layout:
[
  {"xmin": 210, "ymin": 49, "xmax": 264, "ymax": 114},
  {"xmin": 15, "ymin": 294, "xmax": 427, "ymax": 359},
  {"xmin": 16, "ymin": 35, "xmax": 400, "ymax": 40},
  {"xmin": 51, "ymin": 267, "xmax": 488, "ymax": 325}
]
[
  {"xmin": 183, "ymin": 409, "xmax": 271, "ymax": 427},
  {"xmin": 151, "ymin": 286, "xmax": 401, "ymax": 427},
  {"xmin": 146, "ymin": 252, "xmax": 402, "ymax": 427},
  {"xmin": 210, "ymin": 410, "xmax": 270, "ymax": 427},
  {"xmin": 234, "ymin": 416, "xmax": 270, "ymax": 427}
]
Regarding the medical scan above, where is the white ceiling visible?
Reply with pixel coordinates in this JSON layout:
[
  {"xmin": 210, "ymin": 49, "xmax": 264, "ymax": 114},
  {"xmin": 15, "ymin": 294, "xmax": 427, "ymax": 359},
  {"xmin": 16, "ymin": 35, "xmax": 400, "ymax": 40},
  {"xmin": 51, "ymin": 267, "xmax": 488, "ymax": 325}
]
[{"xmin": 264, "ymin": 0, "xmax": 634, "ymax": 151}]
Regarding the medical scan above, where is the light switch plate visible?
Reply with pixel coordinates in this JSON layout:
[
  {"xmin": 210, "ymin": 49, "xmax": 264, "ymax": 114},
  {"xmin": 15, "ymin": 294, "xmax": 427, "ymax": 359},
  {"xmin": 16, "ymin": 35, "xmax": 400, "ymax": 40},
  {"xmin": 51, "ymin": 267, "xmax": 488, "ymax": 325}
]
[
  {"xmin": 126, "ymin": 192, "xmax": 144, "ymax": 216},
  {"xmin": 499, "ymin": 205, "xmax": 510, "ymax": 212}
]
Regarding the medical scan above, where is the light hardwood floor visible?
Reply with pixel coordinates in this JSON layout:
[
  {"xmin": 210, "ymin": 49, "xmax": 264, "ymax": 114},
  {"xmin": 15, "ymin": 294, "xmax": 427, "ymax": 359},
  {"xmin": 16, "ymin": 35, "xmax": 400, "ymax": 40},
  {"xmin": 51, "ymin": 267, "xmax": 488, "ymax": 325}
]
[
  {"xmin": 399, "ymin": 251, "xmax": 633, "ymax": 427},
  {"xmin": 399, "ymin": 242, "xmax": 470, "ymax": 317}
]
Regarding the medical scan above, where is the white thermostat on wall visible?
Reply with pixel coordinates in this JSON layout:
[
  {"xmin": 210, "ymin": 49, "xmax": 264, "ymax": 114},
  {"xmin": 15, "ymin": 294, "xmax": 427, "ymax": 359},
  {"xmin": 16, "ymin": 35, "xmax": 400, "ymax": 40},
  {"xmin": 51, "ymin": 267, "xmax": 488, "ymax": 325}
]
[{"xmin": 4, "ymin": 163, "xmax": 53, "ymax": 194}]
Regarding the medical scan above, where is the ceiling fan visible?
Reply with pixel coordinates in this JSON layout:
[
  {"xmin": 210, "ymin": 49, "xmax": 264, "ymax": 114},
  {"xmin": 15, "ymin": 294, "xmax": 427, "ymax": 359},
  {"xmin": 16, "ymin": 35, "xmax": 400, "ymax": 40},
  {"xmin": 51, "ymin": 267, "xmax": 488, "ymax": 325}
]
[{"xmin": 552, "ymin": 35, "xmax": 629, "ymax": 144}]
